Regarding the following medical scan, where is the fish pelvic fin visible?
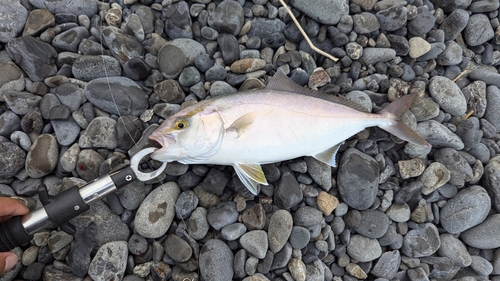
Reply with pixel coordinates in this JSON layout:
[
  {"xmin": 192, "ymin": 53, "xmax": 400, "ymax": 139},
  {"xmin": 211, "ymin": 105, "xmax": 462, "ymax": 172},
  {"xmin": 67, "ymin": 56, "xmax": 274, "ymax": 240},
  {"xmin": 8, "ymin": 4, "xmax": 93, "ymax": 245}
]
[
  {"xmin": 377, "ymin": 93, "xmax": 431, "ymax": 149},
  {"xmin": 312, "ymin": 143, "xmax": 341, "ymax": 167},
  {"xmin": 233, "ymin": 163, "xmax": 269, "ymax": 195}
]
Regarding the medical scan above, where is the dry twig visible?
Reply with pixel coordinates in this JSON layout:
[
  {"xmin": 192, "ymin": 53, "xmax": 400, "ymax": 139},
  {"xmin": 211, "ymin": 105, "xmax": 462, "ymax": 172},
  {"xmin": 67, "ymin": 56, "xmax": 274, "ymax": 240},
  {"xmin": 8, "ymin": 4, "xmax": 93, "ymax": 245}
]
[{"xmin": 278, "ymin": 0, "xmax": 339, "ymax": 62}]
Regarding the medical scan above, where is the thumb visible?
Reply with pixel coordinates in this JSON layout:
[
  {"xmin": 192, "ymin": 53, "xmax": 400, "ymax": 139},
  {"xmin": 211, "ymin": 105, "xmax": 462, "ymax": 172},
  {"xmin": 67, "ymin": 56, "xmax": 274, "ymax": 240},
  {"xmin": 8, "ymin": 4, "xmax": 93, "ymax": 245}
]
[{"xmin": 0, "ymin": 252, "xmax": 19, "ymax": 274}]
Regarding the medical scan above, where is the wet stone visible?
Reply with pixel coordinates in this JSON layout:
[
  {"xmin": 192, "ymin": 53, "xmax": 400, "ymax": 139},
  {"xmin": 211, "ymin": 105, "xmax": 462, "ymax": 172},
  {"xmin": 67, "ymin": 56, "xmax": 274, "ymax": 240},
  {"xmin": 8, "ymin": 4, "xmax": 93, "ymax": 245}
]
[
  {"xmin": 461, "ymin": 214, "xmax": 500, "ymax": 249},
  {"xmin": 199, "ymin": 239, "xmax": 234, "ymax": 281},
  {"xmin": 88, "ymin": 241, "xmax": 128, "ymax": 281},
  {"xmin": 52, "ymin": 26, "xmax": 89, "ymax": 52},
  {"xmin": 188, "ymin": 207, "xmax": 209, "ymax": 240},
  {"xmin": 415, "ymin": 120, "xmax": 464, "ymax": 150},
  {"xmin": 164, "ymin": 1, "xmax": 193, "ymax": 39},
  {"xmin": 207, "ymin": 201, "xmax": 239, "ymax": 231},
  {"xmin": 207, "ymin": 0, "xmax": 244, "ymax": 35},
  {"xmin": 268, "ymin": 210, "xmax": 293, "ymax": 253},
  {"xmin": 157, "ymin": 38, "xmax": 206, "ymax": 78},
  {"xmin": 338, "ymin": 148, "xmax": 379, "ymax": 210},
  {"xmin": 347, "ymin": 234, "xmax": 382, "ymax": 262},
  {"xmin": 376, "ymin": 5, "xmax": 407, "ymax": 31},
  {"xmin": 407, "ymin": 6, "xmax": 436, "ymax": 36},
  {"xmin": 165, "ymin": 234, "xmax": 192, "ymax": 262},
  {"xmin": 84, "ymin": 77, "xmax": 149, "ymax": 116},
  {"xmin": 428, "ymin": 76, "xmax": 467, "ymax": 116},
  {"xmin": 434, "ymin": 148, "xmax": 473, "ymax": 186},
  {"xmin": 402, "ymin": 223, "xmax": 440, "ymax": 257},
  {"xmin": 221, "ymin": 223, "xmax": 247, "ymax": 241},
  {"xmin": 464, "ymin": 14, "xmax": 494, "ymax": 47},
  {"xmin": 134, "ymin": 182, "xmax": 180, "ymax": 238},
  {"xmin": 344, "ymin": 209, "xmax": 389, "ymax": 239},
  {"xmin": 26, "ymin": 134, "xmax": 58, "ymax": 178},
  {"xmin": 78, "ymin": 117, "xmax": 118, "ymax": 149},
  {"xmin": 438, "ymin": 233, "xmax": 471, "ymax": 267},
  {"xmin": 240, "ymin": 230, "xmax": 268, "ymax": 259},
  {"xmin": 289, "ymin": 0, "xmax": 349, "ymax": 25}
]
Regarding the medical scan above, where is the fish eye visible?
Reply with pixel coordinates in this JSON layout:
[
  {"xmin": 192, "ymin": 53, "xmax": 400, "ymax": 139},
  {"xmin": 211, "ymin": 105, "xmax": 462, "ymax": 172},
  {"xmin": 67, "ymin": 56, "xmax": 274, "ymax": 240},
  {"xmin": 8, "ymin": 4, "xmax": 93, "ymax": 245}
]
[{"xmin": 174, "ymin": 118, "xmax": 188, "ymax": 130}]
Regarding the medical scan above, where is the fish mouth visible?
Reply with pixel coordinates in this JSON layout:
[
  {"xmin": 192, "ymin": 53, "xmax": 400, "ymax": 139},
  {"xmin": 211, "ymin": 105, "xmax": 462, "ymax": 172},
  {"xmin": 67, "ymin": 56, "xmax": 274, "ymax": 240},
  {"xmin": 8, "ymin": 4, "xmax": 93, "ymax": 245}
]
[{"xmin": 149, "ymin": 133, "xmax": 176, "ymax": 161}]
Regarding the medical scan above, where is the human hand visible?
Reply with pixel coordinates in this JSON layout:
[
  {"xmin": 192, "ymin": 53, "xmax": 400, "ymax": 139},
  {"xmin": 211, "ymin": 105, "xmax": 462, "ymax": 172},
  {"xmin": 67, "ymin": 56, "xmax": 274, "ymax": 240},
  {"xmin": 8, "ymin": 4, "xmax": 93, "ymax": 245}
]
[{"xmin": 0, "ymin": 197, "xmax": 29, "ymax": 274}]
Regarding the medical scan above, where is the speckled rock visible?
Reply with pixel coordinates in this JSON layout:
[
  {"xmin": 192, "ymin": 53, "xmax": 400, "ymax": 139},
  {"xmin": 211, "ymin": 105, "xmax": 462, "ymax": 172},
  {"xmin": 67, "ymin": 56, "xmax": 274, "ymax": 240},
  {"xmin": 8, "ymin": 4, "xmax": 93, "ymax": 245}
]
[
  {"xmin": 25, "ymin": 134, "xmax": 58, "ymax": 178},
  {"xmin": 199, "ymin": 239, "xmax": 234, "ymax": 281}
]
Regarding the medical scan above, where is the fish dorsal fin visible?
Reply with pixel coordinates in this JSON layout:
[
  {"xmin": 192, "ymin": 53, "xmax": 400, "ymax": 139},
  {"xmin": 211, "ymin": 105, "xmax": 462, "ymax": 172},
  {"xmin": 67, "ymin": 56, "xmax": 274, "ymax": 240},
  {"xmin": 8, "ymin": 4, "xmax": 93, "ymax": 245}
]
[
  {"xmin": 266, "ymin": 69, "xmax": 370, "ymax": 113},
  {"xmin": 312, "ymin": 143, "xmax": 341, "ymax": 167},
  {"xmin": 233, "ymin": 163, "xmax": 269, "ymax": 195}
]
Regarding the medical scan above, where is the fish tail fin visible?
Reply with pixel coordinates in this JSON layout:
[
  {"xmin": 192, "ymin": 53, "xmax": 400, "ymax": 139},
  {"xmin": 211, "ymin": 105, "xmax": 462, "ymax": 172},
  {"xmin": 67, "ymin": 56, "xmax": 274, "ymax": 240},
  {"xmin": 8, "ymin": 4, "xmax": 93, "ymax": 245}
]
[{"xmin": 377, "ymin": 93, "xmax": 431, "ymax": 149}]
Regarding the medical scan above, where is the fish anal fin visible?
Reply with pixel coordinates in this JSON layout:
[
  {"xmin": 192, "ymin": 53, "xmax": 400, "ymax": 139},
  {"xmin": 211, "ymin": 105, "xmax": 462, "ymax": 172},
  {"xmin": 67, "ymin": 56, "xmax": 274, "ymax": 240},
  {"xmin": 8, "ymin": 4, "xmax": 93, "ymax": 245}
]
[
  {"xmin": 227, "ymin": 112, "xmax": 259, "ymax": 137},
  {"xmin": 312, "ymin": 143, "xmax": 341, "ymax": 167},
  {"xmin": 266, "ymin": 69, "xmax": 369, "ymax": 113},
  {"xmin": 233, "ymin": 163, "xmax": 268, "ymax": 195}
]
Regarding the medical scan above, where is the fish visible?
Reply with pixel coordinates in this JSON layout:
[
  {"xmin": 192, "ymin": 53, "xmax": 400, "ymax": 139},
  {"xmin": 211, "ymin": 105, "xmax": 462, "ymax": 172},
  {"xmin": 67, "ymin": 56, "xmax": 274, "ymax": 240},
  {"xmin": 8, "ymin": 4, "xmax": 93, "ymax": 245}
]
[{"xmin": 149, "ymin": 69, "xmax": 431, "ymax": 195}]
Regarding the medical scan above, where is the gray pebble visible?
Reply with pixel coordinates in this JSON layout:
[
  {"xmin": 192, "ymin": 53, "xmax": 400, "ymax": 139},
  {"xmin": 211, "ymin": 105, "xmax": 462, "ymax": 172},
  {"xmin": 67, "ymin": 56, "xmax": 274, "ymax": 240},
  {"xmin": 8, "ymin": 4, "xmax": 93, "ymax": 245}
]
[
  {"xmin": 30, "ymin": 0, "xmax": 97, "ymax": 17},
  {"xmin": 438, "ymin": 233, "xmax": 471, "ymax": 267},
  {"xmin": 428, "ymin": 76, "xmax": 467, "ymax": 116},
  {"xmin": 463, "ymin": 80, "xmax": 487, "ymax": 118},
  {"xmin": 415, "ymin": 120, "xmax": 464, "ymax": 150},
  {"xmin": 128, "ymin": 233, "xmax": 148, "ymax": 256},
  {"xmin": 440, "ymin": 185, "xmax": 491, "ymax": 234},
  {"xmin": 175, "ymin": 190, "xmax": 198, "ymax": 219},
  {"xmin": 347, "ymin": 234, "xmax": 382, "ymax": 262},
  {"xmin": 0, "ymin": 137, "xmax": 26, "ymax": 179},
  {"xmin": 408, "ymin": 6, "xmax": 436, "ymax": 36},
  {"xmin": 84, "ymin": 77, "xmax": 149, "ymax": 116},
  {"xmin": 434, "ymin": 148, "xmax": 473, "ymax": 186},
  {"xmin": 164, "ymin": 1, "xmax": 193, "ymax": 39},
  {"xmin": 0, "ymin": 111, "xmax": 21, "ymax": 137},
  {"xmin": 402, "ymin": 223, "xmax": 440, "ymax": 257},
  {"xmin": 3, "ymin": 91, "xmax": 42, "ymax": 115},
  {"xmin": 441, "ymin": 9, "xmax": 469, "ymax": 41},
  {"xmin": 470, "ymin": 255, "xmax": 493, "ymax": 276},
  {"xmin": 483, "ymin": 156, "xmax": 500, "ymax": 212},
  {"xmin": 101, "ymin": 26, "xmax": 143, "ymax": 64},
  {"xmin": 461, "ymin": 214, "xmax": 500, "ymax": 249},
  {"xmin": 240, "ymin": 230, "xmax": 268, "ymax": 259},
  {"xmin": 386, "ymin": 203, "xmax": 411, "ymax": 223},
  {"xmin": 484, "ymin": 85, "xmax": 500, "ymax": 132},
  {"xmin": 165, "ymin": 234, "xmax": 192, "ymax": 262},
  {"xmin": 274, "ymin": 171, "xmax": 303, "ymax": 209},
  {"xmin": 221, "ymin": 223, "xmax": 247, "ymax": 241},
  {"xmin": 188, "ymin": 207, "xmax": 209, "ymax": 240},
  {"xmin": 72, "ymin": 55, "xmax": 121, "ymax": 82},
  {"xmin": 199, "ymin": 239, "xmax": 234, "ymax": 281},
  {"xmin": 376, "ymin": 5, "xmax": 407, "ymax": 31},
  {"xmin": 6, "ymin": 35, "xmax": 57, "ymax": 82},
  {"xmin": 115, "ymin": 181, "xmax": 150, "ymax": 211},
  {"xmin": 353, "ymin": 12, "xmax": 380, "ymax": 34},
  {"xmin": 210, "ymin": 81, "xmax": 237, "ymax": 96},
  {"xmin": 207, "ymin": 202, "xmax": 238, "ymax": 230},
  {"xmin": 134, "ymin": 182, "xmax": 180, "ymax": 238},
  {"xmin": 289, "ymin": 0, "xmax": 348, "ymax": 25},
  {"xmin": 52, "ymin": 26, "xmax": 88, "ymax": 52},
  {"xmin": 436, "ymin": 41, "xmax": 462, "ymax": 66},
  {"xmin": 26, "ymin": 134, "xmax": 58, "ymax": 178},
  {"xmin": 338, "ymin": 148, "xmax": 379, "ymax": 210},
  {"xmin": 289, "ymin": 226, "xmax": 310, "ymax": 250},
  {"xmin": 345, "ymin": 209, "xmax": 389, "ymax": 239},
  {"xmin": 464, "ymin": 14, "xmax": 494, "ymax": 46},
  {"xmin": 157, "ymin": 38, "xmax": 206, "ymax": 78},
  {"xmin": 88, "ymin": 241, "xmax": 128, "ymax": 281},
  {"xmin": 361, "ymin": 48, "xmax": 396, "ymax": 65},
  {"xmin": 268, "ymin": 210, "xmax": 293, "ymax": 253},
  {"xmin": 78, "ymin": 117, "xmax": 117, "ymax": 149},
  {"xmin": 0, "ymin": 62, "xmax": 24, "ymax": 95},
  {"xmin": 207, "ymin": 0, "xmax": 244, "ymax": 35},
  {"xmin": 371, "ymin": 250, "xmax": 401, "ymax": 279},
  {"xmin": 0, "ymin": 1, "xmax": 28, "ymax": 43}
]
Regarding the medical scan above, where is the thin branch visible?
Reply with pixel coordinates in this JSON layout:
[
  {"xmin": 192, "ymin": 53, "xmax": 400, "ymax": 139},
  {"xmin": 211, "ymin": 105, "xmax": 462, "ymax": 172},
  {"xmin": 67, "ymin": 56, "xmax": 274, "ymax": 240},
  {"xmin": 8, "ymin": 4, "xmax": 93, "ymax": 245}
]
[{"xmin": 278, "ymin": 0, "xmax": 339, "ymax": 62}]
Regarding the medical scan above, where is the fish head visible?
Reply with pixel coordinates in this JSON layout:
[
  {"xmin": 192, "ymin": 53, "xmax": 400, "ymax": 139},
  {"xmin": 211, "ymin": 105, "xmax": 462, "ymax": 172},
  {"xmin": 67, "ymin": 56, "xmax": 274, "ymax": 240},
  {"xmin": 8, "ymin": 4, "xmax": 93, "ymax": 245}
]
[{"xmin": 149, "ymin": 104, "xmax": 225, "ymax": 163}]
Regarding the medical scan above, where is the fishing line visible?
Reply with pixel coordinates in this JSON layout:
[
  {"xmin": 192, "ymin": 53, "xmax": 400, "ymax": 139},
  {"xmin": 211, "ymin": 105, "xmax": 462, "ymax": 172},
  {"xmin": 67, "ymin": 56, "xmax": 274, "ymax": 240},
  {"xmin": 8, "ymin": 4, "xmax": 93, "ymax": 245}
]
[{"xmin": 96, "ymin": 3, "xmax": 190, "ymax": 235}]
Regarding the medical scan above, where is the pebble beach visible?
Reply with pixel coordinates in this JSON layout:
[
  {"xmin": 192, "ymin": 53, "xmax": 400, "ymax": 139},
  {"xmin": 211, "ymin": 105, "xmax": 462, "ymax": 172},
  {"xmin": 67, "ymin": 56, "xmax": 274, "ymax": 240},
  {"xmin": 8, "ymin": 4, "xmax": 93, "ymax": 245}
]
[{"xmin": 1, "ymin": 0, "xmax": 500, "ymax": 280}]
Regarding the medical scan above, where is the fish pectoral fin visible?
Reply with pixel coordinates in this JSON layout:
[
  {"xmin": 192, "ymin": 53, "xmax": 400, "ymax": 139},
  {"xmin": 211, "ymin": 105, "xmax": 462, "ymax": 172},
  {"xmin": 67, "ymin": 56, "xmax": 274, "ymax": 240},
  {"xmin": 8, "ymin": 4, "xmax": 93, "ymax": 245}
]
[
  {"xmin": 312, "ymin": 143, "xmax": 341, "ymax": 167},
  {"xmin": 233, "ymin": 163, "xmax": 268, "ymax": 195},
  {"xmin": 227, "ymin": 112, "xmax": 259, "ymax": 137}
]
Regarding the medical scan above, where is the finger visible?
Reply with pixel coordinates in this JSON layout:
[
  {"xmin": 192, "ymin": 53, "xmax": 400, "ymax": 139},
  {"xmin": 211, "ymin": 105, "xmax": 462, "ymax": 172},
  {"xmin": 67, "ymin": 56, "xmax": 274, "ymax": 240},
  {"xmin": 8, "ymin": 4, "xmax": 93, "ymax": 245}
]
[
  {"xmin": 0, "ymin": 252, "xmax": 19, "ymax": 274},
  {"xmin": 0, "ymin": 197, "xmax": 29, "ymax": 217}
]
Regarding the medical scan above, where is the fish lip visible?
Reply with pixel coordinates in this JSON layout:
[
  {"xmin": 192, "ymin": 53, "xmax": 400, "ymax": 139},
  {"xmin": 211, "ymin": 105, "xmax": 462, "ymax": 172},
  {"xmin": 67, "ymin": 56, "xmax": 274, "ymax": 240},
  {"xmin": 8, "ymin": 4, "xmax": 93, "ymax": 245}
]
[{"xmin": 149, "ymin": 133, "xmax": 176, "ymax": 151}]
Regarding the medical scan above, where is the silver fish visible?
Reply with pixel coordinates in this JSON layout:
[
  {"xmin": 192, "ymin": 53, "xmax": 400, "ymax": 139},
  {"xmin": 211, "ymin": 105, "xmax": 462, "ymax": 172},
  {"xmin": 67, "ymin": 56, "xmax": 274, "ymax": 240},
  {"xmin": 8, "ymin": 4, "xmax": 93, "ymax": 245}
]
[{"xmin": 150, "ymin": 70, "xmax": 430, "ymax": 194}]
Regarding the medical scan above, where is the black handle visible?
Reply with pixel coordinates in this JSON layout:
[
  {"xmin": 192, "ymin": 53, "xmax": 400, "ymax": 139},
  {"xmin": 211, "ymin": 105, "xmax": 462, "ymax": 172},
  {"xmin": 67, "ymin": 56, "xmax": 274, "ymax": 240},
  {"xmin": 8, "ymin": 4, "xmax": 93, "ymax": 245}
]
[{"xmin": 0, "ymin": 216, "xmax": 31, "ymax": 252}]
